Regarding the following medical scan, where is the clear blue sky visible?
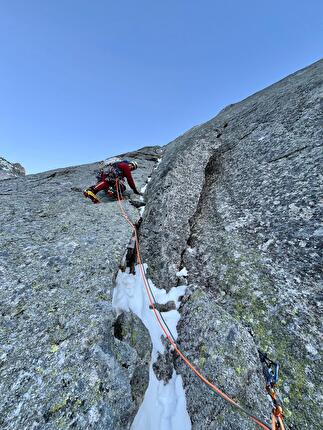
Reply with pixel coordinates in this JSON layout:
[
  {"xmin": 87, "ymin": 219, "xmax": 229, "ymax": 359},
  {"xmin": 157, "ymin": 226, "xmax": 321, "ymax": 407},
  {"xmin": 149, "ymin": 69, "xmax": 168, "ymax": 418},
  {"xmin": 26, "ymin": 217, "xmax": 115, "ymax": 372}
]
[{"xmin": 0, "ymin": 1, "xmax": 322, "ymax": 174}]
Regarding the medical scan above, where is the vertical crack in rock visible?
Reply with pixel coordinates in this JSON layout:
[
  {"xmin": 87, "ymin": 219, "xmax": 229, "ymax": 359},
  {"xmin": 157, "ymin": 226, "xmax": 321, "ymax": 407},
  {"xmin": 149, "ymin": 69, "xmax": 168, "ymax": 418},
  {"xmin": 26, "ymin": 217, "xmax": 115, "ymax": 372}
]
[
  {"xmin": 112, "ymin": 259, "xmax": 191, "ymax": 429},
  {"xmin": 139, "ymin": 60, "xmax": 323, "ymax": 429},
  {"xmin": 112, "ymin": 156, "xmax": 191, "ymax": 429}
]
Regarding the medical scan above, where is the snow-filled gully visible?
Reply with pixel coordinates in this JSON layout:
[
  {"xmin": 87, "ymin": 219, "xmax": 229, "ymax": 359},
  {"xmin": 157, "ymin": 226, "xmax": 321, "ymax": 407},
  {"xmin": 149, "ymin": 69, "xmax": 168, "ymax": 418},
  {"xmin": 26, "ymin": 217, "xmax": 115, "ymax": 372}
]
[
  {"xmin": 112, "ymin": 160, "xmax": 191, "ymax": 429},
  {"xmin": 112, "ymin": 265, "xmax": 191, "ymax": 430}
]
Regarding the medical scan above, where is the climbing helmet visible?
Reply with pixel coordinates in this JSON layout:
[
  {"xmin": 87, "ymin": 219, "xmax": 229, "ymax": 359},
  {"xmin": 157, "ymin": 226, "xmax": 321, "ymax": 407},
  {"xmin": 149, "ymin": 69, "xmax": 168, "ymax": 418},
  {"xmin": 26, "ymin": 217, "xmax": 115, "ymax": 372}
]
[{"xmin": 129, "ymin": 161, "xmax": 138, "ymax": 170}]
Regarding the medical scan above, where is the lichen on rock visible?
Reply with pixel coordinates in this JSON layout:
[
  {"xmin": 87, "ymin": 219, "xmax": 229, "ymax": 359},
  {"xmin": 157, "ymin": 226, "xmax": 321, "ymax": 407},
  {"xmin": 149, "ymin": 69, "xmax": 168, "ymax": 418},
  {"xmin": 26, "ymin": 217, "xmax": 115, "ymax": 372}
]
[{"xmin": 140, "ymin": 60, "xmax": 323, "ymax": 429}]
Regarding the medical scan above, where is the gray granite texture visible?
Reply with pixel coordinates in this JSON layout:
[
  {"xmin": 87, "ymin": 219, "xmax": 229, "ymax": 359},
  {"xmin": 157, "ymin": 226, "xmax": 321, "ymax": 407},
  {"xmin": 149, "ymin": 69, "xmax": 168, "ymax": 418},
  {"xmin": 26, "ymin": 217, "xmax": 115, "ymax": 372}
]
[
  {"xmin": 140, "ymin": 60, "xmax": 323, "ymax": 429},
  {"xmin": 0, "ymin": 157, "xmax": 25, "ymax": 180},
  {"xmin": 0, "ymin": 147, "xmax": 160, "ymax": 430},
  {"xmin": 1, "ymin": 58, "xmax": 322, "ymax": 430}
]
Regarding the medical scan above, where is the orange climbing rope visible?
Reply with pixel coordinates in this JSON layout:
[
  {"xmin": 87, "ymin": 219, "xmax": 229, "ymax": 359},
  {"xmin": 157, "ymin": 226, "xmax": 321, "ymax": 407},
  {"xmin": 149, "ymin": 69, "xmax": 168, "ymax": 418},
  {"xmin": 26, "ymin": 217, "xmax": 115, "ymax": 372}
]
[
  {"xmin": 115, "ymin": 179, "xmax": 282, "ymax": 430},
  {"xmin": 268, "ymin": 388, "xmax": 285, "ymax": 430}
]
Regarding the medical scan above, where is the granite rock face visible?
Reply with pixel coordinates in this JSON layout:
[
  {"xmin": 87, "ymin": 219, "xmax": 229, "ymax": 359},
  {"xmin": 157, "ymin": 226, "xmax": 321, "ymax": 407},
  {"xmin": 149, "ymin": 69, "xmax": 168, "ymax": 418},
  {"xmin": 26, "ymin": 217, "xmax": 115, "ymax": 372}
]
[
  {"xmin": 1, "ymin": 59, "xmax": 322, "ymax": 430},
  {"xmin": 0, "ymin": 157, "xmax": 26, "ymax": 180},
  {"xmin": 140, "ymin": 60, "xmax": 322, "ymax": 429},
  {"xmin": 0, "ymin": 147, "xmax": 160, "ymax": 430},
  {"xmin": 175, "ymin": 287, "xmax": 271, "ymax": 429}
]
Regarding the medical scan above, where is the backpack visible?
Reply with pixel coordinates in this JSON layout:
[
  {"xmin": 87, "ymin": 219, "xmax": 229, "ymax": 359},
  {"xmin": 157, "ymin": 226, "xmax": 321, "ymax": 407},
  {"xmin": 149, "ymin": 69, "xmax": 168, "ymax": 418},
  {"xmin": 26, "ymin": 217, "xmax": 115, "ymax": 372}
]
[{"xmin": 104, "ymin": 160, "xmax": 130, "ymax": 182}]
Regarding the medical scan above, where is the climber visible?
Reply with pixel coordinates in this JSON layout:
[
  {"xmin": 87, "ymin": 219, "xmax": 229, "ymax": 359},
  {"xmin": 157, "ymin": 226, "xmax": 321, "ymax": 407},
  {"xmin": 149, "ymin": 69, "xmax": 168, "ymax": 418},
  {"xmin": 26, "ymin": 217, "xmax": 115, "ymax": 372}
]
[{"xmin": 83, "ymin": 160, "xmax": 141, "ymax": 203}]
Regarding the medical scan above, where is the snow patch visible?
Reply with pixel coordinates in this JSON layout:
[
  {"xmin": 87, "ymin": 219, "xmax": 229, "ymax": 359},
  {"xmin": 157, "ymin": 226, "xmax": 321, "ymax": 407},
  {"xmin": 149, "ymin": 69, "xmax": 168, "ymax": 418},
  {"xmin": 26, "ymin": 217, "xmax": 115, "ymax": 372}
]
[
  {"xmin": 112, "ymin": 264, "xmax": 191, "ymax": 429},
  {"xmin": 132, "ymin": 367, "xmax": 191, "ymax": 430},
  {"xmin": 141, "ymin": 183, "xmax": 148, "ymax": 194},
  {"xmin": 113, "ymin": 265, "xmax": 186, "ymax": 355},
  {"xmin": 154, "ymin": 157, "xmax": 163, "ymax": 169},
  {"xmin": 176, "ymin": 267, "xmax": 188, "ymax": 277},
  {"xmin": 139, "ymin": 206, "xmax": 145, "ymax": 216}
]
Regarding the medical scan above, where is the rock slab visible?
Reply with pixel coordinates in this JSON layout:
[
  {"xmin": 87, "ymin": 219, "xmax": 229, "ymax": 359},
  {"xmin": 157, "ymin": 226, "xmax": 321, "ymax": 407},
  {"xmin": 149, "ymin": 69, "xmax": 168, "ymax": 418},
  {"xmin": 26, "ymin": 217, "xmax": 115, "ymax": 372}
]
[
  {"xmin": 141, "ymin": 60, "xmax": 323, "ymax": 429},
  {"xmin": 0, "ymin": 147, "xmax": 160, "ymax": 429}
]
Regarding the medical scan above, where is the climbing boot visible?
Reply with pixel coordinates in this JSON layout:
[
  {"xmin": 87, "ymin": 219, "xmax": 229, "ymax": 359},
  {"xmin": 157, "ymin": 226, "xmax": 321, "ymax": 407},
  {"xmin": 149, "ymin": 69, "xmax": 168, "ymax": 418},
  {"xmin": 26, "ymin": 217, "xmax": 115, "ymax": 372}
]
[{"xmin": 83, "ymin": 188, "xmax": 101, "ymax": 204}]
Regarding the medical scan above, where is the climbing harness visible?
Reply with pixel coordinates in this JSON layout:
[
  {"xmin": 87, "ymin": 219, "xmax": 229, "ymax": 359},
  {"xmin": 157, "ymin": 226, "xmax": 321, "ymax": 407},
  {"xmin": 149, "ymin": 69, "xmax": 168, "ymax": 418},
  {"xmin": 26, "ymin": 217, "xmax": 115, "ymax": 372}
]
[
  {"xmin": 259, "ymin": 352, "xmax": 285, "ymax": 430},
  {"xmin": 115, "ymin": 178, "xmax": 284, "ymax": 430},
  {"xmin": 86, "ymin": 164, "xmax": 126, "ymax": 202}
]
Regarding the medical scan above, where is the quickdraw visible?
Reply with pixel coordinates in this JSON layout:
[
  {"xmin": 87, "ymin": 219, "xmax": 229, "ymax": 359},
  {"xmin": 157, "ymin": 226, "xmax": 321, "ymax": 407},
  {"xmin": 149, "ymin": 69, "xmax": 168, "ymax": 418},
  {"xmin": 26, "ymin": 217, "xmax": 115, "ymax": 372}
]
[{"xmin": 259, "ymin": 351, "xmax": 285, "ymax": 430}]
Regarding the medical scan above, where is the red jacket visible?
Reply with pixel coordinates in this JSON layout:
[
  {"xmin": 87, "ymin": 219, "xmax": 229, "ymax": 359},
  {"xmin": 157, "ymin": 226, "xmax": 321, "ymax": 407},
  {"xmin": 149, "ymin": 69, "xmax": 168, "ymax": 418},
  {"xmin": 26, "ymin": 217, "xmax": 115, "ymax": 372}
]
[
  {"xmin": 117, "ymin": 162, "xmax": 138, "ymax": 193},
  {"xmin": 100, "ymin": 162, "xmax": 139, "ymax": 193}
]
